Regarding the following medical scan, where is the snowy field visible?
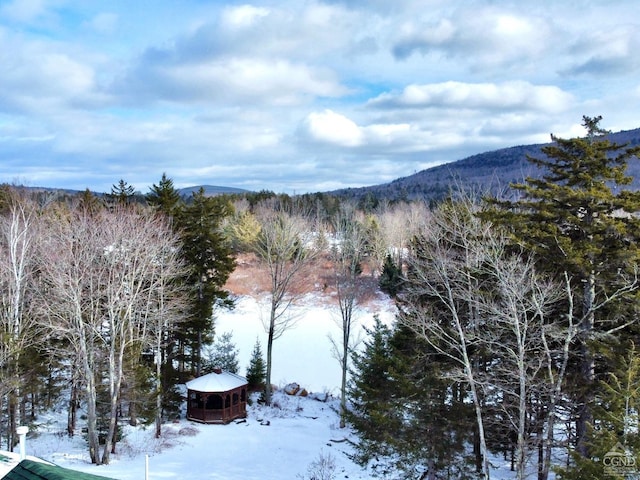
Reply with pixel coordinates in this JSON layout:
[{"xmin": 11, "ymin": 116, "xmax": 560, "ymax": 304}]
[
  {"xmin": 17, "ymin": 295, "xmax": 526, "ymax": 479},
  {"xmin": 28, "ymin": 391, "xmax": 374, "ymax": 480}
]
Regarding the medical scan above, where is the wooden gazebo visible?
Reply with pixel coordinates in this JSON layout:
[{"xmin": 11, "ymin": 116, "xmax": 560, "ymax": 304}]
[{"xmin": 186, "ymin": 369, "xmax": 248, "ymax": 424}]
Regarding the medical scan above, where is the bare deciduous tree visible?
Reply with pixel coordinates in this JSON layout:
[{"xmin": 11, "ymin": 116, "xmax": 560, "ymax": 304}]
[
  {"xmin": 0, "ymin": 191, "xmax": 40, "ymax": 449},
  {"xmin": 38, "ymin": 206, "xmax": 185, "ymax": 464},
  {"xmin": 400, "ymin": 198, "xmax": 493, "ymax": 480},
  {"xmin": 476, "ymin": 242, "xmax": 565, "ymax": 480},
  {"xmin": 253, "ymin": 207, "xmax": 316, "ymax": 406},
  {"xmin": 377, "ymin": 201, "xmax": 429, "ymax": 268},
  {"xmin": 328, "ymin": 204, "xmax": 367, "ymax": 427}
]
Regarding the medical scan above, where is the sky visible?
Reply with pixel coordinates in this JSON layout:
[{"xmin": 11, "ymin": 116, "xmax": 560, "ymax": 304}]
[{"xmin": 1, "ymin": 0, "xmax": 639, "ymax": 195}]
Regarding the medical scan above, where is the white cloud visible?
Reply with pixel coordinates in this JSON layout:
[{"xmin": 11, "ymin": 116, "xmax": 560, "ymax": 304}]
[
  {"xmin": 302, "ymin": 110, "xmax": 363, "ymax": 147},
  {"xmin": 369, "ymin": 81, "xmax": 573, "ymax": 113},
  {"xmin": 0, "ymin": 0, "xmax": 47, "ymax": 23},
  {"xmin": 221, "ymin": 5, "xmax": 269, "ymax": 28},
  {"xmin": 119, "ymin": 57, "xmax": 347, "ymax": 106},
  {"xmin": 392, "ymin": 7, "xmax": 552, "ymax": 69},
  {"xmin": 0, "ymin": 35, "xmax": 103, "ymax": 113},
  {"xmin": 565, "ymin": 24, "xmax": 640, "ymax": 75}
]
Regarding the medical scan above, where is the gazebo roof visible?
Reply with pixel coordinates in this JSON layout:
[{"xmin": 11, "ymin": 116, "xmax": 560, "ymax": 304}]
[{"xmin": 186, "ymin": 370, "xmax": 247, "ymax": 392}]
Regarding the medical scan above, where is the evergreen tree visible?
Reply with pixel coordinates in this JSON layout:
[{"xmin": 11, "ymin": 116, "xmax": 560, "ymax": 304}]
[
  {"xmin": 202, "ymin": 332, "xmax": 239, "ymax": 374},
  {"xmin": 482, "ymin": 116, "xmax": 640, "ymax": 458},
  {"xmin": 246, "ymin": 338, "xmax": 266, "ymax": 391},
  {"xmin": 76, "ymin": 188, "xmax": 103, "ymax": 214},
  {"xmin": 146, "ymin": 173, "xmax": 182, "ymax": 218},
  {"xmin": 388, "ymin": 324, "xmax": 474, "ymax": 480},
  {"xmin": 144, "ymin": 174, "xmax": 186, "ymax": 430},
  {"xmin": 378, "ymin": 253, "xmax": 403, "ymax": 297},
  {"xmin": 346, "ymin": 316, "xmax": 397, "ymax": 471},
  {"xmin": 175, "ymin": 188, "xmax": 236, "ymax": 376},
  {"xmin": 228, "ymin": 210, "xmax": 261, "ymax": 252},
  {"xmin": 347, "ymin": 317, "xmax": 473, "ymax": 479},
  {"xmin": 109, "ymin": 179, "xmax": 135, "ymax": 206},
  {"xmin": 556, "ymin": 341, "xmax": 640, "ymax": 480}
]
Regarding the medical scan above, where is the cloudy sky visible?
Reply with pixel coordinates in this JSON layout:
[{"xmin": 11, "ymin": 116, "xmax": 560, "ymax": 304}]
[{"xmin": 1, "ymin": 0, "xmax": 639, "ymax": 194}]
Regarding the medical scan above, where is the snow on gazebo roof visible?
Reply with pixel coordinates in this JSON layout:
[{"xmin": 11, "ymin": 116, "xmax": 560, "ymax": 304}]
[{"xmin": 186, "ymin": 370, "xmax": 248, "ymax": 392}]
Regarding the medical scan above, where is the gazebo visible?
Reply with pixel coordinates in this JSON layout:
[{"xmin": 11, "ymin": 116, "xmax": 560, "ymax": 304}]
[{"xmin": 186, "ymin": 369, "xmax": 248, "ymax": 424}]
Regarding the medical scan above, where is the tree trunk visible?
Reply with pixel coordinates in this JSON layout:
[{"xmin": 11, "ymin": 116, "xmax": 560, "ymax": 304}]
[
  {"xmin": 339, "ymin": 332, "xmax": 348, "ymax": 428},
  {"xmin": 468, "ymin": 378, "xmax": 490, "ymax": 480},
  {"xmin": 67, "ymin": 383, "xmax": 78, "ymax": 436},
  {"xmin": 265, "ymin": 306, "xmax": 276, "ymax": 406},
  {"xmin": 8, "ymin": 391, "xmax": 16, "ymax": 451},
  {"xmin": 155, "ymin": 340, "xmax": 163, "ymax": 438},
  {"xmin": 576, "ymin": 272, "xmax": 595, "ymax": 458},
  {"xmin": 102, "ymin": 344, "xmax": 125, "ymax": 465},
  {"xmin": 85, "ymin": 376, "xmax": 100, "ymax": 464}
]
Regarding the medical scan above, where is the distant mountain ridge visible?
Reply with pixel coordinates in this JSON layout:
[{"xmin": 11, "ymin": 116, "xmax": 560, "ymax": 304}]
[{"xmin": 331, "ymin": 127, "xmax": 640, "ymax": 202}]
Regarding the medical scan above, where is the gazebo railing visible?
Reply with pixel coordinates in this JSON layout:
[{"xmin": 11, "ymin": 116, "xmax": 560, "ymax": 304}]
[{"xmin": 187, "ymin": 387, "xmax": 247, "ymax": 424}]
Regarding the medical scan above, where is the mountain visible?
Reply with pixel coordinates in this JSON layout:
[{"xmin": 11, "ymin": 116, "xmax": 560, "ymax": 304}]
[{"xmin": 330, "ymin": 127, "xmax": 640, "ymax": 203}]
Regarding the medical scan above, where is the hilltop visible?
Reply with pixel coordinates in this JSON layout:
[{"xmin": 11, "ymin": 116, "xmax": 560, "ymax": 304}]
[{"xmin": 330, "ymin": 127, "xmax": 640, "ymax": 202}]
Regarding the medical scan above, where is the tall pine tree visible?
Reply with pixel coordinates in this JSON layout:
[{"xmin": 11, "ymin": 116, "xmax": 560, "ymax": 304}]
[
  {"xmin": 109, "ymin": 179, "xmax": 136, "ymax": 206},
  {"xmin": 175, "ymin": 188, "xmax": 236, "ymax": 377}
]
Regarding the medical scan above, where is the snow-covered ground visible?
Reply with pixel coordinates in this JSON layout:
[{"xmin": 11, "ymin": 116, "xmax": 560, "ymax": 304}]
[
  {"xmin": 15, "ymin": 294, "xmax": 530, "ymax": 479},
  {"xmin": 28, "ymin": 391, "xmax": 372, "ymax": 480}
]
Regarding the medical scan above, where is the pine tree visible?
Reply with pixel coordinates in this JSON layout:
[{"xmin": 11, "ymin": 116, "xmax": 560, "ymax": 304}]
[
  {"xmin": 174, "ymin": 188, "xmax": 236, "ymax": 376},
  {"xmin": 246, "ymin": 339, "xmax": 266, "ymax": 391},
  {"xmin": 347, "ymin": 317, "xmax": 473, "ymax": 478},
  {"xmin": 109, "ymin": 179, "xmax": 135, "ymax": 205},
  {"xmin": 378, "ymin": 253, "xmax": 403, "ymax": 297},
  {"xmin": 146, "ymin": 173, "xmax": 182, "ymax": 218},
  {"xmin": 202, "ymin": 332, "xmax": 239, "ymax": 374},
  {"xmin": 346, "ymin": 316, "xmax": 397, "ymax": 469},
  {"xmin": 556, "ymin": 341, "xmax": 640, "ymax": 480},
  {"xmin": 76, "ymin": 188, "xmax": 103, "ymax": 214}
]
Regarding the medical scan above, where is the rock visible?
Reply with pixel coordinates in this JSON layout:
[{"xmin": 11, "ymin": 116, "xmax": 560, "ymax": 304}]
[
  {"xmin": 283, "ymin": 382, "xmax": 300, "ymax": 395},
  {"xmin": 308, "ymin": 391, "xmax": 329, "ymax": 402}
]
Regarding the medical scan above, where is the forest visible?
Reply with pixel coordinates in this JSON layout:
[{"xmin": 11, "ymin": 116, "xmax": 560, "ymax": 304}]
[{"xmin": 0, "ymin": 116, "xmax": 639, "ymax": 479}]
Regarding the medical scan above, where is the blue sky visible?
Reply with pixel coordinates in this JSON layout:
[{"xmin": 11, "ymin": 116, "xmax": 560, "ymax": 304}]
[{"xmin": 1, "ymin": 0, "xmax": 639, "ymax": 194}]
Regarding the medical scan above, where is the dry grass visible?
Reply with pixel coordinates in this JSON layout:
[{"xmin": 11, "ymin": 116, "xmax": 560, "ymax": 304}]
[{"xmin": 224, "ymin": 253, "xmax": 384, "ymax": 308}]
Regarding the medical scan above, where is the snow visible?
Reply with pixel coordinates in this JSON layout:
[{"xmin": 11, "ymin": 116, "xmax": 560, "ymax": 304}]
[
  {"xmin": 24, "ymin": 391, "xmax": 372, "ymax": 480},
  {"xmin": 185, "ymin": 371, "xmax": 247, "ymax": 392},
  {"xmin": 10, "ymin": 294, "xmax": 528, "ymax": 479}
]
